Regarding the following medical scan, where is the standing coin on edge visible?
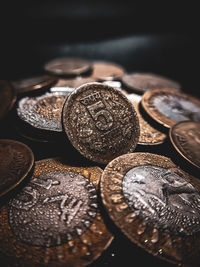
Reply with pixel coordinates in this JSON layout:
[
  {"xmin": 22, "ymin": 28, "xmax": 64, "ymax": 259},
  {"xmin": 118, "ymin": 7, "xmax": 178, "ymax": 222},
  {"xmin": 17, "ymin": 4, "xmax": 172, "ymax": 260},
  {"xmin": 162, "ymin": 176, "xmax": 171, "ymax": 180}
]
[
  {"xmin": 100, "ymin": 152, "xmax": 200, "ymax": 266},
  {"xmin": 0, "ymin": 139, "xmax": 34, "ymax": 198},
  {"xmin": 62, "ymin": 82, "xmax": 140, "ymax": 164},
  {"xmin": 169, "ymin": 121, "xmax": 200, "ymax": 168},
  {"xmin": 141, "ymin": 88, "xmax": 200, "ymax": 128},
  {"xmin": 0, "ymin": 80, "xmax": 16, "ymax": 120},
  {"xmin": 0, "ymin": 158, "xmax": 113, "ymax": 267},
  {"xmin": 121, "ymin": 72, "xmax": 181, "ymax": 94},
  {"xmin": 44, "ymin": 57, "xmax": 93, "ymax": 77}
]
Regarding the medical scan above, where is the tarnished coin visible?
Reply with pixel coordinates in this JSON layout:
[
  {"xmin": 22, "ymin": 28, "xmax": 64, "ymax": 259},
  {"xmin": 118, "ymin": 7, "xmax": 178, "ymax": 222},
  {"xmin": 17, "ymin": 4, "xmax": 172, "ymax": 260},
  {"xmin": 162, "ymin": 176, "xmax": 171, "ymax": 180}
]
[
  {"xmin": 121, "ymin": 73, "xmax": 181, "ymax": 94},
  {"xmin": 170, "ymin": 121, "xmax": 200, "ymax": 168},
  {"xmin": 62, "ymin": 82, "xmax": 140, "ymax": 164},
  {"xmin": 0, "ymin": 139, "xmax": 34, "ymax": 197},
  {"xmin": 11, "ymin": 75, "xmax": 58, "ymax": 94},
  {"xmin": 0, "ymin": 158, "xmax": 113, "ymax": 267},
  {"xmin": 44, "ymin": 57, "xmax": 92, "ymax": 77},
  {"xmin": 100, "ymin": 152, "xmax": 200, "ymax": 265},
  {"xmin": 127, "ymin": 94, "xmax": 167, "ymax": 145},
  {"xmin": 17, "ymin": 91, "xmax": 69, "ymax": 133},
  {"xmin": 55, "ymin": 76, "xmax": 97, "ymax": 88},
  {"xmin": 91, "ymin": 61, "xmax": 125, "ymax": 81},
  {"xmin": 141, "ymin": 88, "xmax": 200, "ymax": 128},
  {"xmin": 0, "ymin": 80, "xmax": 16, "ymax": 120}
]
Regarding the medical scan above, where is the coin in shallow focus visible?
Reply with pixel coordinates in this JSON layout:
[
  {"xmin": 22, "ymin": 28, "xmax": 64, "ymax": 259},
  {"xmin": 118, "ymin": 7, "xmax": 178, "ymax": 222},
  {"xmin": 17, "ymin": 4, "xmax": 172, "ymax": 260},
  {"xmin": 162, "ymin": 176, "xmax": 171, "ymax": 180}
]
[
  {"xmin": 62, "ymin": 82, "xmax": 140, "ymax": 164},
  {"xmin": 121, "ymin": 73, "xmax": 181, "ymax": 94},
  {"xmin": 44, "ymin": 57, "xmax": 93, "ymax": 77},
  {"xmin": 11, "ymin": 75, "xmax": 58, "ymax": 95},
  {"xmin": 100, "ymin": 152, "xmax": 200, "ymax": 265},
  {"xmin": 55, "ymin": 76, "xmax": 97, "ymax": 88},
  {"xmin": 141, "ymin": 88, "xmax": 200, "ymax": 128},
  {"xmin": 170, "ymin": 121, "xmax": 200, "ymax": 168},
  {"xmin": 0, "ymin": 80, "xmax": 16, "ymax": 120},
  {"xmin": 0, "ymin": 139, "xmax": 34, "ymax": 198},
  {"xmin": 0, "ymin": 158, "xmax": 113, "ymax": 267}
]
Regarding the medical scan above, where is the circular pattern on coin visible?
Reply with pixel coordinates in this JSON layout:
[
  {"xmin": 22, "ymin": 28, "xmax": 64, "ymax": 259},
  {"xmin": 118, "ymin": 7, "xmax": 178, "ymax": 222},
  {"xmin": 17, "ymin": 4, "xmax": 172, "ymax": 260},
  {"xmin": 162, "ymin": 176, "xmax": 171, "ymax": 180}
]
[
  {"xmin": 170, "ymin": 121, "xmax": 200, "ymax": 168},
  {"xmin": 141, "ymin": 89, "xmax": 200, "ymax": 128},
  {"xmin": 0, "ymin": 139, "xmax": 34, "ymax": 197},
  {"xmin": 100, "ymin": 152, "xmax": 200, "ymax": 265},
  {"xmin": 0, "ymin": 158, "xmax": 113, "ymax": 266},
  {"xmin": 0, "ymin": 80, "xmax": 16, "ymax": 120},
  {"xmin": 62, "ymin": 82, "xmax": 140, "ymax": 164},
  {"xmin": 11, "ymin": 75, "xmax": 58, "ymax": 94},
  {"xmin": 44, "ymin": 57, "xmax": 92, "ymax": 77},
  {"xmin": 121, "ymin": 73, "xmax": 181, "ymax": 94}
]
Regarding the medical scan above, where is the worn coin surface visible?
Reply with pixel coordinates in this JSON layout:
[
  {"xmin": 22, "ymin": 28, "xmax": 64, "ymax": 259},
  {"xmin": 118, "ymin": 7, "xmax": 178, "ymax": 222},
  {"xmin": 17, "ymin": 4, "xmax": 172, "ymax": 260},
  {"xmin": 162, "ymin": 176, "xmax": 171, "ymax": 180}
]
[
  {"xmin": 170, "ymin": 121, "xmax": 200, "ymax": 168},
  {"xmin": 100, "ymin": 152, "xmax": 200, "ymax": 265},
  {"xmin": 141, "ymin": 89, "xmax": 200, "ymax": 128},
  {"xmin": 0, "ymin": 139, "xmax": 34, "ymax": 197},
  {"xmin": 62, "ymin": 82, "xmax": 140, "ymax": 164},
  {"xmin": 91, "ymin": 61, "xmax": 125, "ymax": 81},
  {"xmin": 121, "ymin": 73, "xmax": 181, "ymax": 94},
  {"xmin": 0, "ymin": 80, "xmax": 16, "ymax": 120},
  {"xmin": 44, "ymin": 57, "xmax": 92, "ymax": 77},
  {"xmin": 0, "ymin": 158, "xmax": 113, "ymax": 266},
  {"xmin": 11, "ymin": 75, "xmax": 58, "ymax": 94}
]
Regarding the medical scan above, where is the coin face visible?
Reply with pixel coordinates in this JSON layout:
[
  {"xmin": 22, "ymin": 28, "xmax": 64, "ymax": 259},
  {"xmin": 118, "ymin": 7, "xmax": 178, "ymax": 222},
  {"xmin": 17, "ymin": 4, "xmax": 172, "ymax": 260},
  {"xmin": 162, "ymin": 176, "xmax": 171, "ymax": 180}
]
[
  {"xmin": 44, "ymin": 57, "xmax": 92, "ymax": 77},
  {"xmin": 62, "ymin": 82, "xmax": 140, "ymax": 164},
  {"xmin": 100, "ymin": 152, "xmax": 200, "ymax": 265},
  {"xmin": 17, "ymin": 92, "xmax": 69, "ymax": 132},
  {"xmin": 0, "ymin": 80, "xmax": 16, "ymax": 120},
  {"xmin": 11, "ymin": 75, "xmax": 58, "ymax": 94},
  {"xmin": 0, "ymin": 158, "xmax": 113, "ymax": 266},
  {"xmin": 121, "ymin": 73, "xmax": 181, "ymax": 94},
  {"xmin": 0, "ymin": 139, "xmax": 34, "ymax": 197},
  {"xmin": 170, "ymin": 121, "xmax": 200, "ymax": 168},
  {"xmin": 141, "ymin": 89, "xmax": 200, "ymax": 128},
  {"xmin": 91, "ymin": 61, "xmax": 125, "ymax": 81},
  {"xmin": 55, "ymin": 76, "xmax": 97, "ymax": 88}
]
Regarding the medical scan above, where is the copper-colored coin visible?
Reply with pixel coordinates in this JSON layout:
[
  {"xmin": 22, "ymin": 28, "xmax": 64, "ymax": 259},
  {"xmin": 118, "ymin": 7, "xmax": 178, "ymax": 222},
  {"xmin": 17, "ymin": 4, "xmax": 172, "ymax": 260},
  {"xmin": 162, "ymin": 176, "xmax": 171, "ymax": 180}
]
[
  {"xmin": 141, "ymin": 88, "xmax": 200, "ymax": 128},
  {"xmin": 0, "ymin": 80, "xmax": 16, "ymax": 120},
  {"xmin": 91, "ymin": 61, "xmax": 125, "ymax": 81},
  {"xmin": 55, "ymin": 76, "xmax": 97, "ymax": 88},
  {"xmin": 44, "ymin": 57, "xmax": 92, "ymax": 77},
  {"xmin": 62, "ymin": 82, "xmax": 140, "ymax": 164},
  {"xmin": 0, "ymin": 139, "xmax": 34, "ymax": 197},
  {"xmin": 121, "ymin": 73, "xmax": 181, "ymax": 94},
  {"xmin": 170, "ymin": 121, "xmax": 200, "ymax": 168},
  {"xmin": 0, "ymin": 158, "xmax": 113, "ymax": 266},
  {"xmin": 11, "ymin": 75, "xmax": 58, "ymax": 94},
  {"xmin": 100, "ymin": 152, "xmax": 200, "ymax": 265},
  {"xmin": 127, "ymin": 93, "xmax": 167, "ymax": 145}
]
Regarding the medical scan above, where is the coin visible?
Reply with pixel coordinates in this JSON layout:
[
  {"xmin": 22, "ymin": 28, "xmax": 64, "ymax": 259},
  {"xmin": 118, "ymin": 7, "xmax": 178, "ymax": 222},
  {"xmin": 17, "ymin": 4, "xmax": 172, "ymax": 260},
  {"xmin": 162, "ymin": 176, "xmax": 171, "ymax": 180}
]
[
  {"xmin": 169, "ymin": 121, "xmax": 200, "ymax": 168},
  {"xmin": 100, "ymin": 152, "xmax": 200, "ymax": 265},
  {"xmin": 91, "ymin": 61, "xmax": 125, "ymax": 81},
  {"xmin": 44, "ymin": 57, "xmax": 93, "ymax": 77},
  {"xmin": 0, "ymin": 158, "xmax": 113, "ymax": 266},
  {"xmin": 141, "ymin": 88, "xmax": 200, "ymax": 128},
  {"xmin": 121, "ymin": 73, "xmax": 181, "ymax": 94},
  {"xmin": 55, "ymin": 76, "xmax": 97, "ymax": 88},
  {"xmin": 127, "ymin": 94, "xmax": 167, "ymax": 145},
  {"xmin": 0, "ymin": 139, "xmax": 34, "ymax": 198},
  {"xmin": 11, "ymin": 75, "xmax": 58, "ymax": 94},
  {"xmin": 0, "ymin": 80, "xmax": 16, "ymax": 120},
  {"xmin": 62, "ymin": 82, "xmax": 140, "ymax": 164}
]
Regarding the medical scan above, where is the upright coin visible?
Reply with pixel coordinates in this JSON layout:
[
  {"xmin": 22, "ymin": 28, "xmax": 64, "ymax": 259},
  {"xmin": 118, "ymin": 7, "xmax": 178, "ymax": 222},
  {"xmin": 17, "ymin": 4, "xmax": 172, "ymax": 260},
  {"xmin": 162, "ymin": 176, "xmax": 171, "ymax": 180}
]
[
  {"xmin": 0, "ymin": 139, "xmax": 34, "ymax": 197},
  {"xmin": 91, "ymin": 61, "xmax": 125, "ymax": 81},
  {"xmin": 0, "ymin": 80, "xmax": 16, "ymax": 120},
  {"xmin": 141, "ymin": 88, "xmax": 200, "ymax": 128},
  {"xmin": 100, "ymin": 152, "xmax": 200, "ymax": 265},
  {"xmin": 170, "ymin": 121, "xmax": 200, "ymax": 168},
  {"xmin": 62, "ymin": 82, "xmax": 140, "ymax": 164},
  {"xmin": 44, "ymin": 57, "xmax": 92, "ymax": 77},
  {"xmin": 0, "ymin": 158, "xmax": 113, "ymax": 266},
  {"xmin": 11, "ymin": 75, "xmax": 58, "ymax": 94},
  {"xmin": 121, "ymin": 73, "xmax": 181, "ymax": 94}
]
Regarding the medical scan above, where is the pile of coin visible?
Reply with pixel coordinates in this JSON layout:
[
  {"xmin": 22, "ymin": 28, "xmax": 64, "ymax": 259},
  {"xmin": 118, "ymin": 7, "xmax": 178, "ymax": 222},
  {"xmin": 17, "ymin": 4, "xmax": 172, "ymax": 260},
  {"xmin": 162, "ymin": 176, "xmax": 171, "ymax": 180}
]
[{"xmin": 0, "ymin": 57, "xmax": 200, "ymax": 267}]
